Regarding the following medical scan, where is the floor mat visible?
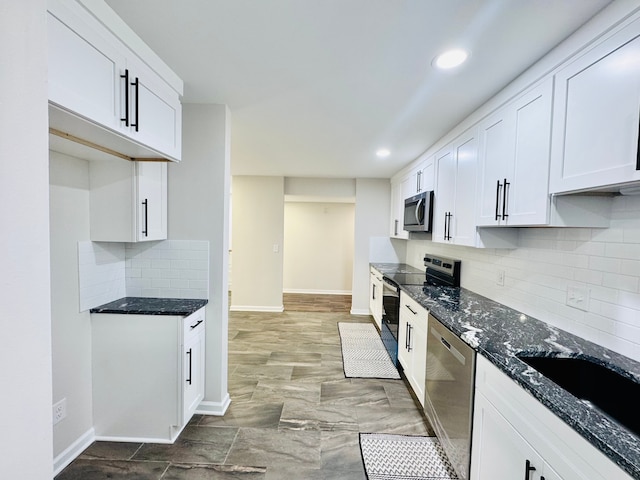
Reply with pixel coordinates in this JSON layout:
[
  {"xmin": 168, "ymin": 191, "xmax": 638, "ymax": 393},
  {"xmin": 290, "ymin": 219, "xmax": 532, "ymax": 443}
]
[
  {"xmin": 360, "ymin": 433, "xmax": 458, "ymax": 480},
  {"xmin": 338, "ymin": 322, "xmax": 400, "ymax": 379}
]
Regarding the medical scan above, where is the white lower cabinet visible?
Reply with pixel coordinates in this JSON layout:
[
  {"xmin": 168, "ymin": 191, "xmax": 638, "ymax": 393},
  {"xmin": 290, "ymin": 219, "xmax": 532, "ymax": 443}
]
[
  {"xmin": 91, "ymin": 308, "xmax": 205, "ymax": 443},
  {"xmin": 90, "ymin": 160, "xmax": 167, "ymax": 242},
  {"xmin": 471, "ymin": 356, "xmax": 632, "ymax": 480},
  {"xmin": 397, "ymin": 291, "xmax": 428, "ymax": 406},
  {"xmin": 369, "ymin": 268, "xmax": 384, "ymax": 330}
]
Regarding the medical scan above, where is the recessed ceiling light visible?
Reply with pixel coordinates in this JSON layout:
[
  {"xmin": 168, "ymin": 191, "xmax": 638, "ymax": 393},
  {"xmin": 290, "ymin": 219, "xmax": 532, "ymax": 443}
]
[
  {"xmin": 376, "ymin": 148, "xmax": 391, "ymax": 158},
  {"xmin": 433, "ymin": 49, "xmax": 469, "ymax": 70}
]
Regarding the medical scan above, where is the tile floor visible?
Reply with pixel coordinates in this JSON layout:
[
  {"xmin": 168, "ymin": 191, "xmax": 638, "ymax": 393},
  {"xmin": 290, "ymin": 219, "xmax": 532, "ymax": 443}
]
[{"xmin": 56, "ymin": 306, "xmax": 433, "ymax": 479}]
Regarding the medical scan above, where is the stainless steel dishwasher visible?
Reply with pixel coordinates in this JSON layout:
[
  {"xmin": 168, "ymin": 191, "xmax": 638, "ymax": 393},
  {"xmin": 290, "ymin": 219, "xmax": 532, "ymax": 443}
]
[{"xmin": 424, "ymin": 313, "xmax": 476, "ymax": 480}]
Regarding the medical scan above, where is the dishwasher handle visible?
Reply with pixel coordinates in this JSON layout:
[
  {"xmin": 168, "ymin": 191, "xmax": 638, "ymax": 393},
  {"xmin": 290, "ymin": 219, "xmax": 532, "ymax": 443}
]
[{"xmin": 430, "ymin": 326, "xmax": 467, "ymax": 366}]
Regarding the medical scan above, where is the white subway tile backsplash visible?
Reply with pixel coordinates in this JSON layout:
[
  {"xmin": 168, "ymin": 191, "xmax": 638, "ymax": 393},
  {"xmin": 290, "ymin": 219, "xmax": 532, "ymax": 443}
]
[
  {"xmin": 405, "ymin": 196, "xmax": 640, "ymax": 362},
  {"xmin": 78, "ymin": 240, "xmax": 209, "ymax": 310}
]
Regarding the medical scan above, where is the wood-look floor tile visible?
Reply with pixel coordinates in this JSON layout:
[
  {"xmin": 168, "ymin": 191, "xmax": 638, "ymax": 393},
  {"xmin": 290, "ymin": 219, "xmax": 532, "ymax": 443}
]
[
  {"xmin": 132, "ymin": 426, "xmax": 238, "ymax": 464},
  {"xmin": 163, "ymin": 464, "xmax": 266, "ymax": 480},
  {"xmin": 55, "ymin": 459, "xmax": 168, "ymax": 480},
  {"xmin": 225, "ymin": 427, "xmax": 321, "ymax": 468}
]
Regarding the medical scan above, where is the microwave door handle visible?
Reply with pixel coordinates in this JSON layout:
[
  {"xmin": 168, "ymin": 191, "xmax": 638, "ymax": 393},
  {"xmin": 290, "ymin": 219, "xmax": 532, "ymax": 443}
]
[{"xmin": 415, "ymin": 198, "xmax": 423, "ymax": 225}]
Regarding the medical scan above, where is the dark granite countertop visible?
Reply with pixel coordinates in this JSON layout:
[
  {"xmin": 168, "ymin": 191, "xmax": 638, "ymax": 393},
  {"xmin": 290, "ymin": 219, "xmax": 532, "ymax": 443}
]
[
  {"xmin": 370, "ymin": 263, "xmax": 424, "ymax": 275},
  {"xmin": 371, "ymin": 263, "xmax": 640, "ymax": 479},
  {"xmin": 90, "ymin": 297, "xmax": 208, "ymax": 316}
]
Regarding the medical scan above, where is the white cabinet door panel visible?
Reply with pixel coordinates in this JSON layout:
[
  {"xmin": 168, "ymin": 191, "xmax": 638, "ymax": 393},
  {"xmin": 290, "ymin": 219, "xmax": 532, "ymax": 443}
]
[
  {"xmin": 551, "ymin": 21, "xmax": 640, "ymax": 193},
  {"xmin": 47, "ymin": 4, "xmax": 124, "ymax": 130}
]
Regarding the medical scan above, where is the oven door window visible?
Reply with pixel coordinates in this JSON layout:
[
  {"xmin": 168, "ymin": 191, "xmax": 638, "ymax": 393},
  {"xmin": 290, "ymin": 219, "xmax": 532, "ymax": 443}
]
[{"xmin": 382, "ymin": 281, "xmax": 400, "ymax": 340}]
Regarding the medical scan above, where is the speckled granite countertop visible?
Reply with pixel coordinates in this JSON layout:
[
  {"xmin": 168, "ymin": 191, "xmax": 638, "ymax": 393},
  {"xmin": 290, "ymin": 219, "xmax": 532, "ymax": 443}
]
[
  {"xmin": 371, "ymin": 263, "xmax": 640, "ymax": 479},
  {"xmin": 371, "ymin": 263, "xmax": 424, "ymax": 275},
  {"xmin": 90, "ymin": 297, "xmax": 208, "ymax": 316}
]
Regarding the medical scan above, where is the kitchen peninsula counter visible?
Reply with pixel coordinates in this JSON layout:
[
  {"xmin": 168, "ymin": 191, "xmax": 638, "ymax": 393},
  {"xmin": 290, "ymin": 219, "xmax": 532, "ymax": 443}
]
[
  {"xmin": 90, "ymin": 297, "xmax": 208, "ymax": 316},
  {"xmin": 370, "ymin": 262, "xmax": 640, "ymax": 478}
]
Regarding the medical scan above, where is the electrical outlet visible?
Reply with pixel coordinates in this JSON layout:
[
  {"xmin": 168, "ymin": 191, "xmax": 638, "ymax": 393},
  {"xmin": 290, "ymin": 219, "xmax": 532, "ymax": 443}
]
[
  {"xmin": 53, "ymin": 398, "xmax": 66, "ymax": 425},
  {"xmin": 496, "ymin": 269, "xmax": 505, "ymax": 287},
  {"xmin": 566, "ymin": 286, "xmax": 590, "ymax": 311}
]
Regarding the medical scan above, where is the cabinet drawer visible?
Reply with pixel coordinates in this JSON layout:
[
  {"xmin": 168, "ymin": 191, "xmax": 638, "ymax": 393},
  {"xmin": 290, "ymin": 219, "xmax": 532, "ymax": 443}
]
[
  {"xmin": 183, "ymin": 308, "xmax": 205, "ymax": 342},
  {"xmin": 401, "ymin": 293, "xmax": 428, "ymax": 327}
]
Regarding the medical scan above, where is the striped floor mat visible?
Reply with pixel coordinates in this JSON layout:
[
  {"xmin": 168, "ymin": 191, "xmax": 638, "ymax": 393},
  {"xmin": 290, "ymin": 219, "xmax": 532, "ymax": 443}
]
[
  {"xmin": 360, "ymin": 433, "xmax": 458, "ymax": 479},
  {"xmin": 337, "ymin": 322, "xmax": 400, "ymax": 379}
]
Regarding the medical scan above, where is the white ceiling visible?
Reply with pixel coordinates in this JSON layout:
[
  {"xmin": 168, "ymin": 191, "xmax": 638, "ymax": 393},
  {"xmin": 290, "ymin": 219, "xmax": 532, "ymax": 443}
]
[{"xmin": 106, "ymin": 0, "xmax": 611, "ymax": 178}]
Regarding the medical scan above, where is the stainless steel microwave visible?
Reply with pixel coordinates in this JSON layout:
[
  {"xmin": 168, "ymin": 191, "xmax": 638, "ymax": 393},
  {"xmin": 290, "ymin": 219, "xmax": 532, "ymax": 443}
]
[{"xmin": 403, "ymin": 191, "xmax": 434, "ymax": 232}]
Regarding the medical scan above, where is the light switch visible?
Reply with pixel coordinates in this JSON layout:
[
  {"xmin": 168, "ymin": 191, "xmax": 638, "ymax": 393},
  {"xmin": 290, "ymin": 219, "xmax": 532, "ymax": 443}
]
[{"xmin": 273, "ymin": 244, "xmax": 279, "ymax": 253}]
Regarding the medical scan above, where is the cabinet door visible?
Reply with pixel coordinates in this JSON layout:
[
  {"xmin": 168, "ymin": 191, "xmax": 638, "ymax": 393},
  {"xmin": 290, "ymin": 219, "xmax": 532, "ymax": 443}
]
[
  {"xmin": 136, "ymin": 162, "xmax": 167, "ymax": 241},
  {"xmin": 397, "ymin": 307, "xmax": 410, "ymax": 370},
  {"xmin": 550, "ymin": 22, "xmax": 640, "ymax": 194},
  {"xmin": 433, "ymin": 146, "xmax": 456, "ymax": 243},
  {"xmin": 477, "ymin": 112, "xmax": 512, "ymax": 226},
  {"xmin": 183, "ymin": 313, "xmax": 205, "ymax": 425},
  {"xmin": 471, "ymin": 392, "xmax": 545, "ymax": 480},
  {"xmin": 47, "ymin": 2, "xmax": 125, "ymax": 130},
  {"xmin": 452, "ymin": 131, "xmax": 479, "ymax": 246},
  {"xmin": 408, "ymin": 314, "xmax": 427, "ymax": 406},
  {"xmin": 369, "ymin": 273, "xmax": 380, "ymax": 328},
  {"xmin": 125, "ymin": 56, "xmax": 182, "ymax": 161},
  {"xmin": 390, "ymin": 180, "xmax": 409, "ymax": 239},
  {"xmin": 508, "ymin": 80, "xmax": 553, "ymax": 225}
]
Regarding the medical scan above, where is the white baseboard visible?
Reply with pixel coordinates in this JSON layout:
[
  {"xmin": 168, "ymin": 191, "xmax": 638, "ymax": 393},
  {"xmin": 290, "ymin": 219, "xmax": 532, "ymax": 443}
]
[
  {"xmin": 53, "ymin": 427, "xmax": 95, "ymax": 476},
  {"xmin": 283, "ymin": 289, "xmax": 352, "ymax": 295},
  {"xmin": 196, "ymin": 394, "xmax": 231, "ymax": 416},
  {"xmin": 350, "ymin": 308, "xmax": 370, "ymax": 316},
  {"xmin": 94, "ymin": 434, "xmax": 176, "ymax": 444},
  {"xmin": 229, "ymin": 305, "xmax": 284, "ymax": 312}
]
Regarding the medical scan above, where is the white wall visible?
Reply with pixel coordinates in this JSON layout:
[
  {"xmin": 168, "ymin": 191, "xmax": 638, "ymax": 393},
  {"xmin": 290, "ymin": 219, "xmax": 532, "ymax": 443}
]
[
  {"xmin": 352, "ymin": 178, "xmax": 392, "ymax": 314},
  {"xmin": 231, "ymin": 175, "xmax": 285, "ymax": 311},
  {"xmin": 283, "ymin": 202, "xmax": 355, "ymax": 294},
  {"xmin": 406, "ymin": 195, "xmax": 640, "ymax": 362},
  {"xmin": 49, "ymin": 152, "xmax": 94, "ymax": 462},
  {"xmin": 0, "ymin": 1, "xmax": 53, "ymax": 478},
  {"xmin": 169, "ymin": 104, "xmax": 231, "ymax": 414}
]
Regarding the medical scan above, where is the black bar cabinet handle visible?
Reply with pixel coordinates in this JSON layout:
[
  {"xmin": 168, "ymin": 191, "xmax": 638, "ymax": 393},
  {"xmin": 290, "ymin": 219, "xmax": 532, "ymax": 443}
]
[
  {"xmin": 394, "ymin": 219, "xmax": 398, "ymax": 236},
  {"xmin": 405, "ymin": 323, "xmax": 410, "ymax": 350},
  {"xmin": 190, "ymin": 319, "xmax": 203, "ymax": 330},
  {"xmin": 524, "ymin": 460, "xmax": 536, "ymax": 480},
  {"xmin": 495, "ymin": 179, "xmax": 502, "ymax": 221},
  {"xmin": 405, "ymin": 304, "xmax": 417, "ymax": 315},
  {"xmin": 407, "ymin": 324, "xmax": 413, "ymax": 352},
  {"xmin": 637, "ymin": 106, "xmax": 640, "ymax": 170},
  {"xmin": 502, "ymin": 178, "xmax": 510, "ymax": 220},
  {"xmin": 131, "ymin": 77, "xmax": 139, "ymax": 132},
  {"xmin": 443, "ymin": 212, "xmax": 448, "ymax": 240},
  {"xmin": 186, "ymin": 348, "xmax": 192, "ymax": 385},
  {"xmin": 120, "ymin": 69, "xmax": 129, "ymax": 126},
  {"xmin": 142, "ymin": 199, "xmax": 148, "ymax": 237}
]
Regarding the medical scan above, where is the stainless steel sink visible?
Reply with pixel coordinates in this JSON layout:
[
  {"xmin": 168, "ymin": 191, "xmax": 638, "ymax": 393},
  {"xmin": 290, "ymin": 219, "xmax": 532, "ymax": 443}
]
[{"xmin": 517, "ymin": 354, "xmax": 640, "ymax": 436}]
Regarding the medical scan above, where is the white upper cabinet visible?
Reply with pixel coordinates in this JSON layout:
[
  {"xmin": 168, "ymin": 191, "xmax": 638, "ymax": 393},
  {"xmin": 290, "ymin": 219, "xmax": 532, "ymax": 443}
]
[
  {"xmin": 550, "ymin": 17, "xmax": 640, "ymax": 194},
  {"xmin": 47, "ymin": 0, "xmax": 183, "ymax": 162},
  {"xmin": 90, "ymin": 160, "xmax": 167, "ymax": 242},
  {"xmin": 48, "ymin": 0, "xmax": 125, "ymax": 131},
  {"xmin": 389, "ymin": 179, "xmax": 409, "ymax": 239},
  {"xmin": 433, "ymin": 129, "xmax": 479, "ymax": 247},
  {"xmin": 122, "ymin": 55, "xmax": 183, "ymax": 161},
  {"xmin": 404, "ymin": 157, "xmax": 435, "ymax": 199},
  {"xmin": 477, "ymin": 79, "xmax": 553, "ymax": 226}
]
